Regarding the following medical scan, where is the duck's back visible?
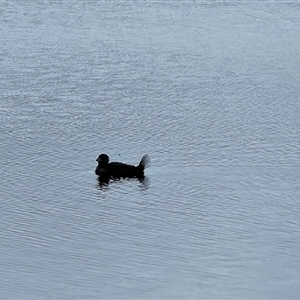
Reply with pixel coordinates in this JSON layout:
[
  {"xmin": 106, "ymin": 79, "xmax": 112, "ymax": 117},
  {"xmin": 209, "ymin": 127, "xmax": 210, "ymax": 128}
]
[{"xmin": 107, "ymin": 162, "xmax": 137, "ymax": 178}]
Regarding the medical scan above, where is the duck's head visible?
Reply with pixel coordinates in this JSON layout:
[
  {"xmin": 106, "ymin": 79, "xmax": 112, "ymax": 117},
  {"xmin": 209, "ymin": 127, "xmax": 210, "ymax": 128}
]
[{"xmin": 96, "ymin": 153, "xmax": 109, "ymax": 165}]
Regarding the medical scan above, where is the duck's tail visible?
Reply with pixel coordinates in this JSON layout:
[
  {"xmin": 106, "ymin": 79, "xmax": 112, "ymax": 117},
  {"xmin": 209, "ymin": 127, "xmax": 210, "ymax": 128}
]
[
  {"xmin": 136, "ymin": 154, "xmax": 150, "ymax": 178},
  {"xmin": 138, "ymin": 154, "xmax": 150, "ymax": 169}
]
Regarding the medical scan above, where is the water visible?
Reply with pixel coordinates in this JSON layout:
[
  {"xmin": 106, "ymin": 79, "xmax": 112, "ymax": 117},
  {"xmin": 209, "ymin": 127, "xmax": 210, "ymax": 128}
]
[{"xmin": 1, "ymin": 1, "xmax": 300, "ymax": 299}]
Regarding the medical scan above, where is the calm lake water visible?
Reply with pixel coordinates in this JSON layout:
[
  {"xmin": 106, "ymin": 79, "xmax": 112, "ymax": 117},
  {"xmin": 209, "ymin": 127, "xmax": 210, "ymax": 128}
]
[{"xmin": 1, "ymin": 1, "xmax": 300, "ymax": 299}]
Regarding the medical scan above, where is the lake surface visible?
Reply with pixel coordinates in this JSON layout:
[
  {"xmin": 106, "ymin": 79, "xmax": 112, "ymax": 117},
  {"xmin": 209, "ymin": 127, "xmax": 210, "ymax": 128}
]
[{"xmin": 1, "ymin": 1, "xmax": 300, "ymax": 299}]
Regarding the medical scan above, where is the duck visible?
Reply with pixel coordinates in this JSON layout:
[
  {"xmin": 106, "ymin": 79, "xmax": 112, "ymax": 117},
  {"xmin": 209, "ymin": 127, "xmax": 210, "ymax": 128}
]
[{"xmin": 95, "ymin": 153, "xmax": 150, "ymax": 183}]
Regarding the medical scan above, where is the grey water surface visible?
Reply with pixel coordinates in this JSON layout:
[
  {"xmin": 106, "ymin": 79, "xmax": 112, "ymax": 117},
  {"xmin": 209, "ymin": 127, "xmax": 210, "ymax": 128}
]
[{"xmin": 1, "ymin": 1, "xmax": 300, "ymax": 299}]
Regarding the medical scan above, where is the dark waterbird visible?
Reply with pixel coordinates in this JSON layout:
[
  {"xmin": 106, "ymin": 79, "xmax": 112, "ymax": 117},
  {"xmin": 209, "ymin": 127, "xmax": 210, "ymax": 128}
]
[{"xmin": 95, "ymin": 154, "xmax": 150, "ymax": 184}]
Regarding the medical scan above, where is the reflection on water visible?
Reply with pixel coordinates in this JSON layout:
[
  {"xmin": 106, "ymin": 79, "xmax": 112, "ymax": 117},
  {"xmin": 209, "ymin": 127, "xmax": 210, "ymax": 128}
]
[
  {"xmin": 1, "ymin": 1, "xmax": 300, "ymax": 299},
  {"xmin": 96, "ymin": 176, "xmax": 150, "ymax": 190}
]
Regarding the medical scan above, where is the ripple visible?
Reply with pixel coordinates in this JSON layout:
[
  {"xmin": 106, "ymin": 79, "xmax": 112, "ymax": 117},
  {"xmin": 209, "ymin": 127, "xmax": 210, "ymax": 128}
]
[{"xmin": 1, "ymin": 1, "xmax": 300, "ymax": 299}]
